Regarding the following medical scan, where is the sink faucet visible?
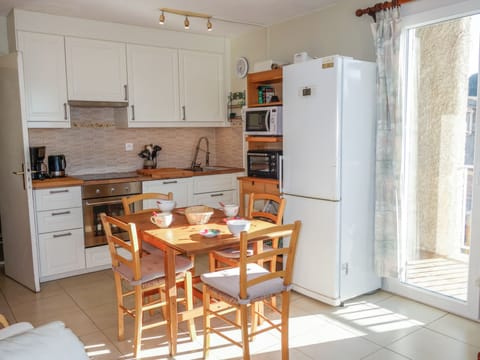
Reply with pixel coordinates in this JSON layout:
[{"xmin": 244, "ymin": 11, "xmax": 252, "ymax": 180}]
[{"xmin": 191, "ymin": 137, "xmax": 210, "ymax": 170}]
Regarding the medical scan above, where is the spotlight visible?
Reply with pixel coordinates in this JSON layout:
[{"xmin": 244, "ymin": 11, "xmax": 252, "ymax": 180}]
[
  {"xmin": 159, "ymin": 11, "xmax": 165, "ymax": 24},
  {"xmin": 207, "ymin": 18, "xmax": 212, "ymax": 31},
  {"xmin": 184, "ymin": 16, "xmax": 190, "ymax": 29}
]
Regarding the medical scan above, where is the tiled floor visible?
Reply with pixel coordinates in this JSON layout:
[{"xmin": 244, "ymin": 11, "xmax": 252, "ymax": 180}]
[{"xmin": 1, "ymin": 255, "xmax": 480, "ymax": 359}]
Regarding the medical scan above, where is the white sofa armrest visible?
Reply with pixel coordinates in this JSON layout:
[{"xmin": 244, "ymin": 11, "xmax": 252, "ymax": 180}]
[{"xmin": 0, "ymin": 321, "xmax": 89, "ymax": 360}]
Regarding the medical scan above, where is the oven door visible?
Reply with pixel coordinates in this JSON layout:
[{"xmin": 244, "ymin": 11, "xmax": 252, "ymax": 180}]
[
  {"xmin": 83, "ymin": 196, "xmax": 140, "ymax": 248},
  {"xmin": 248, "ymin": 152, "xmax": 275, "ymax": 178}
]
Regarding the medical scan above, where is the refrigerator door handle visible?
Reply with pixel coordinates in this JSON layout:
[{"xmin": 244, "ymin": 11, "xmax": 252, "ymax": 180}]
[{"xmin": 279, "ymin": 155, "xmax": 284, "ymax": 193}]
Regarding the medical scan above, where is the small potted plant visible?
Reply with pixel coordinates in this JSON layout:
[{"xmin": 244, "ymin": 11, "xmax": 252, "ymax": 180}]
[{"xmin": 138, "ymin": 144, "xmax": 162, "ymax": 169}]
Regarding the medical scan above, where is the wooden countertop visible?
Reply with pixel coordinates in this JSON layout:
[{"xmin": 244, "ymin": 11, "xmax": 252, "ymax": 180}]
[
  {"xmin": 32, "ymin": 176, "xmax": 84, "ymax": 189},
  {"xmin": 237, "ymin": 176, "xmax": 279, "ymax": 184},
  {"xmin": 32, "ymin": 167, "xmax": 245, "ymax": 189}
]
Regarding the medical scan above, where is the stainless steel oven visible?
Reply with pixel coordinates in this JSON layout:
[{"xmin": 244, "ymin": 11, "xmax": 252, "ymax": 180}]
[{"xmin": 80, "ymin": 175, "xmax": 142, "ymax": 248}]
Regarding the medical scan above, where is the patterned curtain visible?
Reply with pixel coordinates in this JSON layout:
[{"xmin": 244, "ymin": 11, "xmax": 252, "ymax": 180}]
[{"xmin": 371, "ymin": 8, "xmax": 404, "ymax": 278}]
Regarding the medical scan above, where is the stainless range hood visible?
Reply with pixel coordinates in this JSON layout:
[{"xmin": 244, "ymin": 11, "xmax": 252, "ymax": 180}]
[{"xmin": 68, "ymin": 100, "xmax": 128, "ymax": 108}]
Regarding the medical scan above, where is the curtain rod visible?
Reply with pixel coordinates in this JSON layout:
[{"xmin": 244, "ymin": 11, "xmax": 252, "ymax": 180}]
[{"xmin": 356, "ymin": 0, "xmax": 414, "ymax": 22}]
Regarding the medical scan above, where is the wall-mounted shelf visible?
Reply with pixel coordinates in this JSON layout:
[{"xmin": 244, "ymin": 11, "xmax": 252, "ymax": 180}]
[
  {"xmin": 228, "ymin": 91, "xmax": 245, "ymax": 120},
  {"xmin": 246, "ymin": 68, "xmax": 283, "ymax": 107},
  {"xmin": 245, "ymin": 136, "xmax": 283, "ymax": 143}
]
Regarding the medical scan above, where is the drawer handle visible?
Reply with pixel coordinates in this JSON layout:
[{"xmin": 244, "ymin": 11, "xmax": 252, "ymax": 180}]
[
  {"xmin": 63, "ymin": 103, "xmax": 68, "ymax": 120},
  {"xmin": 124, "ymin": 84, "xmax": 128, "ymax": 101},
  {"xmin": 51, "ymin": 210, "xmax": 71, "ymax": 216},
  {"xmin": 49, "ymin": 189, "xmax": 69, "ymax": 194},
  {"xmin": 162, "ymin": 180, "xmax": 178, "ymax": 184},
  {"xmin": 210, "ymin": 193, "xmax": 224, "ymax": 197},
  {"xmin": 53, "ymin": 232, "xmax": 72, "ymax": 238},
  {"xmin": 131, "ymin": 105, "xmax": 135, "ymax": 120}
]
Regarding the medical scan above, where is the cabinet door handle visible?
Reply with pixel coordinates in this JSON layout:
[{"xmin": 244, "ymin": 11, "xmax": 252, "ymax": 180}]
[
  {"xmin": 131, "ymin": 105, "xmax": 135, "ymax": 120},
  {"xmin": 53, "ymin": 232, "xmax": 72, "ymax": 238},
  {"xmin": 162, "ymin": 180, "xmax": 178, "ymax": 184},
  {"xmin": 49, "ymin": 189, "xmax": 69, "ymax": 194},
  {"xmin": 182, "ymin": 106, "xmax": 186, "ymax": 120},
  {"xmin": 51, "ymin": 210, "xmax": 71, "ymax": 216},
  {"xmin": 63, "ymin": 103, "xmax": 68, "ymax": 120},
  {"xmin": 210, "ymin": 193, "xmax": 224, "ymax": 197},
  {"xmin": 124, "ymin": 84, "xmax": 128, "ymax": 101}
]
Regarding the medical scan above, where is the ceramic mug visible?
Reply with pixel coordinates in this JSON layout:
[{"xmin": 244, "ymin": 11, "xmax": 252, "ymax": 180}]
[
  {"xmin": 222, "ymin": 204, "xmax": 239, "ymax": 218},
  {"xmin": 150, "ymin": 213, "xmax": 173, "ymax": 228}
]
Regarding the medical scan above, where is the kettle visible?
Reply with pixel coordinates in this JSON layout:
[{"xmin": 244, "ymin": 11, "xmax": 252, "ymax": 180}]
[{"xmin": 48, "ymin": 154, "xmax": 67, "ymax": 177}]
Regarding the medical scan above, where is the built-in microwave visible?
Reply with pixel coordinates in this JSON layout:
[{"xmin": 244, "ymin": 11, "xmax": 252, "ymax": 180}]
[
  {"xmin": 247, "ymin": 150, "xmax": 282, "ymax": 179},
  {"xmin": 244, "ymin": 106, "xmax": 282, "ymax": 136}
]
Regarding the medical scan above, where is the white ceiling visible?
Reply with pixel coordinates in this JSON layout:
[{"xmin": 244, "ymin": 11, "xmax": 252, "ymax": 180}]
[{"xmin": 0, "ymin": 0, "xmax": 340, "ymax": 37}]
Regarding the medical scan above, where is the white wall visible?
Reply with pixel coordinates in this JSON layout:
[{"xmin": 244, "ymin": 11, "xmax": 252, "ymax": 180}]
[
  {"xmin": 0, "ymin": 16, "xmax": 8, "ymax": 55},
  {"xmin": 229, "ymin": 0, "xmax": 473, "ymax": 88}
]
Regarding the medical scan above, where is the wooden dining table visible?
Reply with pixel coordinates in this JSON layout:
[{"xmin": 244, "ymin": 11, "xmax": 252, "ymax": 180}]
[{"xmin": 113, "ymin": 208, "xmax": 275, "ymax": 356}]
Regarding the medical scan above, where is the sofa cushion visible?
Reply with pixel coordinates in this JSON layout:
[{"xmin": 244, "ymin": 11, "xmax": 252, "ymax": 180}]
[
  {"xmin": 0, "ymin": 321, "xmax": 89, "ymax": 360},
  {"xmin": 0, "ymin": 322, "xmax": 33, "ymax": 340}
]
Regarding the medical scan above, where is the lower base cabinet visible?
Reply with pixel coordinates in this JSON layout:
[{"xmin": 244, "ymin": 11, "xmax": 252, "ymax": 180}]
[
  {"xmin": 38, "ymin": 228, "xmax": 85, "ymax": 278},
  {"xmin": 238, "ymin": 177, "xmax": 280, "ymax": 216}
]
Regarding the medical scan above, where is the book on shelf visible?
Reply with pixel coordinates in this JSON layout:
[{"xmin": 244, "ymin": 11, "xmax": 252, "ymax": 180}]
[{"xmin": 257, "ymin": 86, "xmax": 275, "ymax": 104}]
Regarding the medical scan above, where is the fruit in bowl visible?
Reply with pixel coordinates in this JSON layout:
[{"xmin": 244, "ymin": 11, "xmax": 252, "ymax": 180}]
[
  {"xmin": 222, "ymin": 204, "xmax": 239, "ymax": 218},
  {"xmin": 156, "ymin": 200, "xmax": 176, "ymax": 213},
  {"xmin": 185, "ymin": 206, "xmax": 214, "ymax": 225},
  {"xmin": 226, "ymin": 219, "xmax": 251, "ymax": 237}
]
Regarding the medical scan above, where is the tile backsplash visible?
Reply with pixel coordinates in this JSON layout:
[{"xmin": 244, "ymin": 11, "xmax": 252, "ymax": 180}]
[{"xmin": 28, "ymin": 107, "xmax": 244, "ymax": 175}]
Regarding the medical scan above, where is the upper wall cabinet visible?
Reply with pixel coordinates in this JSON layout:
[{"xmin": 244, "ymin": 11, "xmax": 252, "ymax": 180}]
[
  {"xmin": 17, "ymin": 31, "xmax": 70, "ymax": 128},
  {"xmin": 179, "ymin": 50, "xmax": 225, "ymax": 123},
  {"xmin": 126, "ymin": 44, "xmax": 180, "ymax": 125},
  {"xmin": 65, "ymin": 37, "xmax": 128, "ymax": 102}
]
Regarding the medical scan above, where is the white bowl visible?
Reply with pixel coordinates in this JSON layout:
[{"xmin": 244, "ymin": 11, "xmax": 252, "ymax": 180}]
[
  {"xmin": 150, "ymin": 213, "xmax": 173, "ymax": 228},
  {"xmin": 226, "ymin": 219, "xmax": 251, "ymax": 237},
  {"xmin": 156, "ymin": 200, "xmax": 176, "ymax": 213},
  {"xmin": 185, "ymin": 206, "xmax": 214, "ymax": 225},
  {"xmin": 222, "ymin": 204, "xmax": 239, "ymax": 218}
]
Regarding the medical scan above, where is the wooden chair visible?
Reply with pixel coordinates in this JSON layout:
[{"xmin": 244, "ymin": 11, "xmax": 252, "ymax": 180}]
[
  {"xmin": 209, "ymin": 193, "xmax": 286, "ymax": 272},
  {"xmin": 201, "ymin": 221, "xmax": 302, "ymax": 360},
  {"xmin": 122, "ymin": 192, "xmax": 173, "ymax": 215},
  {"xmin": 100, "ymin": 213, "xmax": 196, "ymax": 358}
]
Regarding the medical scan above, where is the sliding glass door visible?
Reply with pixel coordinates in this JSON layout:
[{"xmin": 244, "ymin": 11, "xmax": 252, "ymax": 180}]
[{"xmin": 384, "ymin": 11, "xmax": 480, "ymax": 319}]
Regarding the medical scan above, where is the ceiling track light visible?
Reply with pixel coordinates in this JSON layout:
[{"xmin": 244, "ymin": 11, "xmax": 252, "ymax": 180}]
[{"xmin": 158, "ymin": 8, "xmax": 213, "ymax": 32}]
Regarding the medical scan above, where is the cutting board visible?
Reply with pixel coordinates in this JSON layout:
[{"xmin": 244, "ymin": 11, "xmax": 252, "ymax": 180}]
[{"xmin": 136, "ymin": 168, "xmax": 194, "ymax": 179}]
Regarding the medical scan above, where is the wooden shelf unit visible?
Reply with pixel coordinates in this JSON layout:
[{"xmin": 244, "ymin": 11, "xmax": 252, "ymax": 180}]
[
  {"xmin": 246, "ymin": 68, "xmax": 283, "ymax": 107},
  {"xmin": 237, "ymin": 176, "xmax": 280, "ymax": 217}
]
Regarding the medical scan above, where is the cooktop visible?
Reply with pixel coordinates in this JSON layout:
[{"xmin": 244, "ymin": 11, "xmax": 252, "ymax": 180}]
[{"xmin": 75, "ymin": 171, "xmax": 140, "ymax": 181}]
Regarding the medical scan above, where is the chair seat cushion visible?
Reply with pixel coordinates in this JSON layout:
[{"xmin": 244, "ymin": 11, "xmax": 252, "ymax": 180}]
[
  {"xmin": 201, "ymin": 263, "xmax": 288, "ymax": 304},
  {"xmin": 115, "ymin": 252, "xmax": 193, "ymax": 286}
]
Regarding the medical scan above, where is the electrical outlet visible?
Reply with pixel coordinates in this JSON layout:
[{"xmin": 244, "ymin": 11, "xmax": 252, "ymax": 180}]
[{"xmin": 125, "ymin": 143, "xmax": 133, "ymax": 151}]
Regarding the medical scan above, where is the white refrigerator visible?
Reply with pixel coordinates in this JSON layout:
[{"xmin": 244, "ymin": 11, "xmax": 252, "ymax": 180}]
[{"xmin": 282, "ymin": 55, "xmax": 381, "ymax": 306}]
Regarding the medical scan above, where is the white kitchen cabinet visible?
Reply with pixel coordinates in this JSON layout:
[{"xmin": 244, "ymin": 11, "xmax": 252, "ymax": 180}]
[
  {"xmin": 34, "ymin": 186, "xmax": 85, "ymax": 280},
  {"xmin": 38, "ymin": 229, "xmax": 85, "ymax": 278},
  {"xmin": 142, "ymin": 178, "xmax": 193, "ymax": 208},
  {"xmin": 65, "ymin": 37, "xmax": 128, "ymax": 102},
  {"xmin": 179, "ymin": 50, "xmax": 225, "ymax": 123},
  {"xmin": 191, "ymin": 173, "xmax": 241, "ymax": 208},
  {"xmin": 17, "ymin": 31, "xmax": 70, "ymax": 128},
  {"xmin": 126, "ymin": 44, "xmax": 180, "ymax": 125}
]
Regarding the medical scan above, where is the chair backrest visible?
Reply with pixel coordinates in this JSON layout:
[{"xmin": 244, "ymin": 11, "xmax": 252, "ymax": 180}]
[
  {"xmin": 238, "ymin": 221, "xmax": 301, "ymax": 300},
  {"xmin": 247, "ymin": 193, "xmax": 286, "ymax": 225},
  {"xmin": 122, "ymin": 192, "xmax": 173, "ymax": 215},
  {"xmin": 100, "ymin": 213, "xmax": 142, "ymax": 281}
]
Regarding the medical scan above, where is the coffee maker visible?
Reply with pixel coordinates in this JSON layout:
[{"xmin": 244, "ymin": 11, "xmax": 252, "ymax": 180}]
[{"xmin": 29, "ymin": 146, "xmax": 48, "ymax": 180}]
